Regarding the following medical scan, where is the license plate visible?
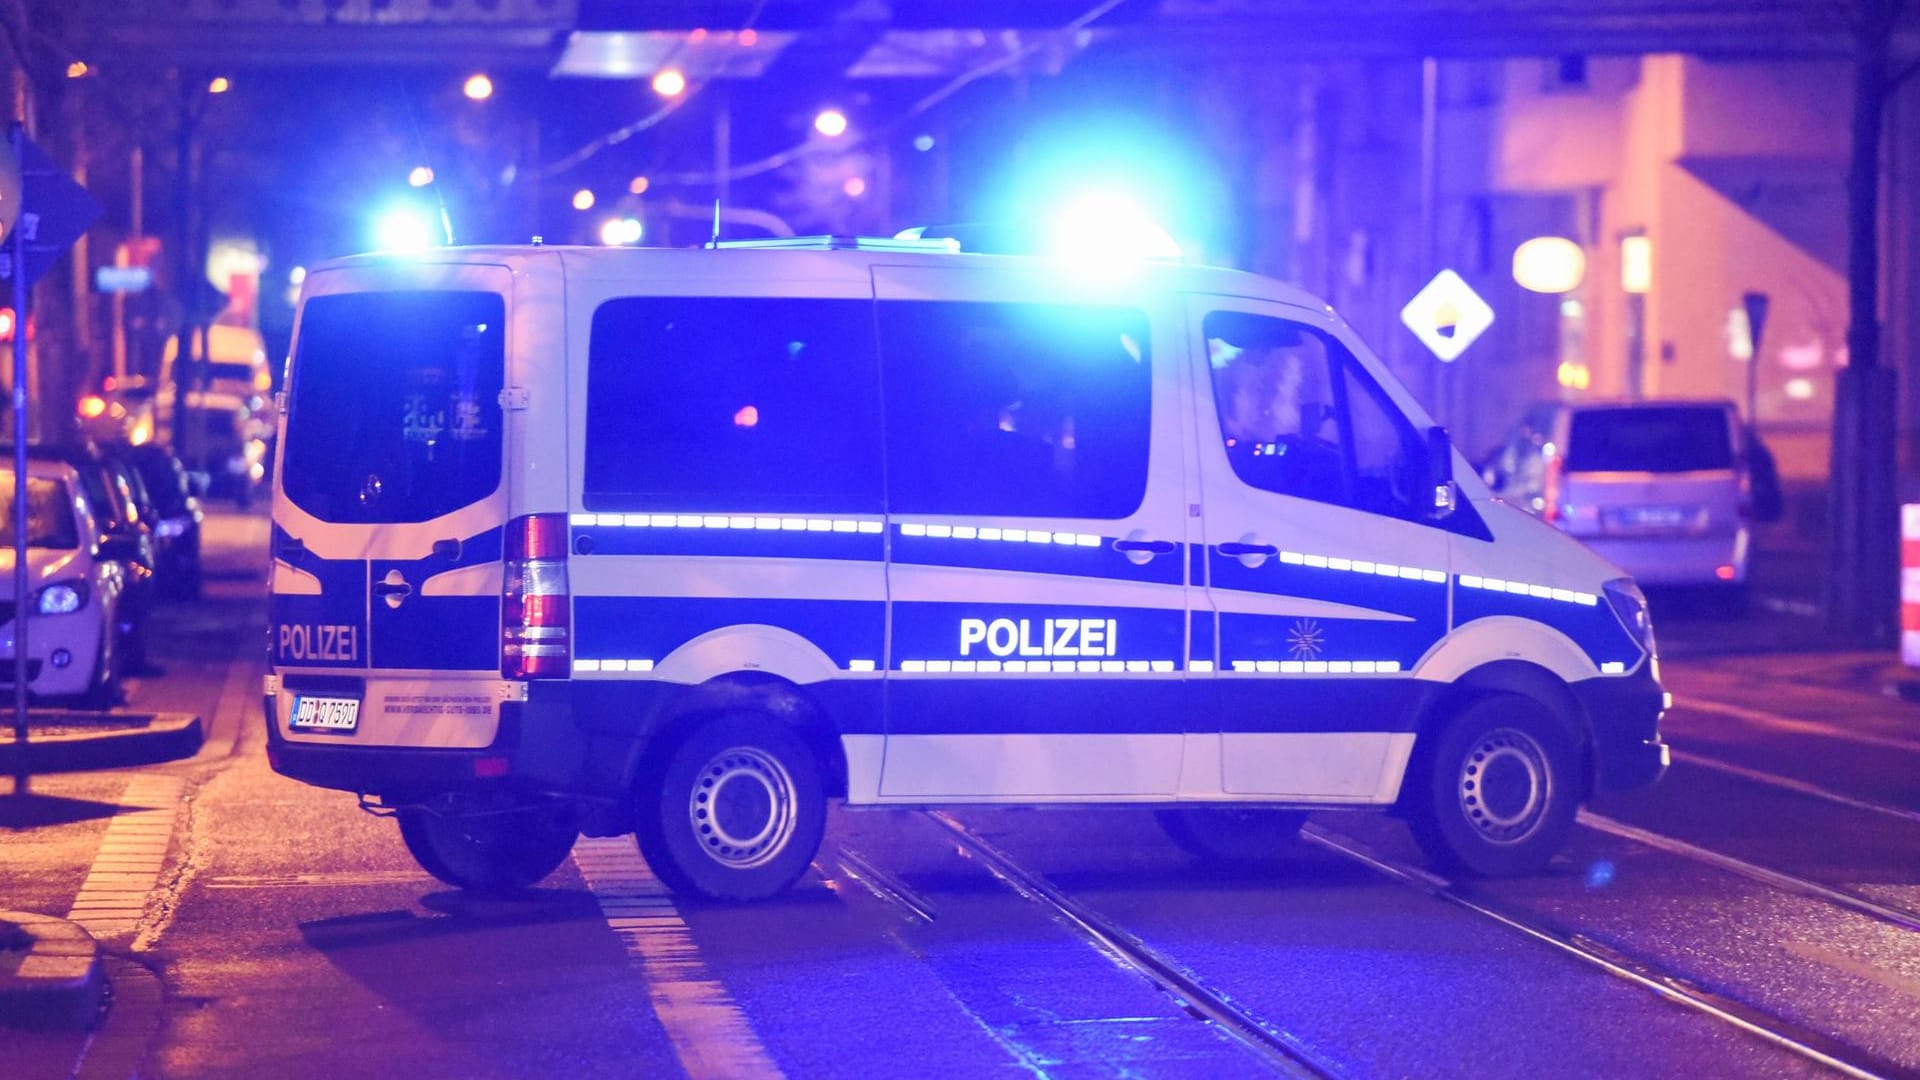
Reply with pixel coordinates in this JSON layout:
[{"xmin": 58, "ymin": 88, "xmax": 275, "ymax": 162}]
[
  {"xmin": 290, "ymin": 695, "xmax": 361, "ymax": 733},
  {"xmin": 1606, "ymin": 505, "xmax": 1703, "ymax": 533}
]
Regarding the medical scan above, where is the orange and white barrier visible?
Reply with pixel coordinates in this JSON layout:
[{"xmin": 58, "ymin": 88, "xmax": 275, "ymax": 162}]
[{"xmin": 1903, "ymin": 504, "xmax": 1920, "ymax": 665}]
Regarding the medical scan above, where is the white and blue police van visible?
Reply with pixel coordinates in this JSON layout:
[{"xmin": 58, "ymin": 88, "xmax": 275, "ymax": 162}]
[{"xmin": 264, "ymin": 235, "xmax": 1668, "ymax": 900}]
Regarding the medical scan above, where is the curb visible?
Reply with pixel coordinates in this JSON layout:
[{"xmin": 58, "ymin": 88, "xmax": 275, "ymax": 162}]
[
  {"xmin": 0, "ymin": 712, "xmax": 204, "ymax": 774},
  {"xmin": 0, "ymin": 910, "xmax": 104, "ymax": 1029}
]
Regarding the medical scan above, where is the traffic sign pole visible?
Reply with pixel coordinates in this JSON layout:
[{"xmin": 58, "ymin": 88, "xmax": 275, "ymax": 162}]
[{"xmin": 10, "ymin": 123, "xmax": 28, "ymax": 796}]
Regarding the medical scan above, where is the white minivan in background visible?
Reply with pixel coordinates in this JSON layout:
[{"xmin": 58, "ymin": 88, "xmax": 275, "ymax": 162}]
[
  {"xmin": 1481, "ymin": 400, "xmax": 1769, "ymax": 606},
  {"xmin": 265, "ymin": 237, "xmax": 1669, "ymax": 901}
]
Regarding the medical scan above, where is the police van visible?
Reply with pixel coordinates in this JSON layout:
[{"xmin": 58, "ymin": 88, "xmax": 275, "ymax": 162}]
[{"xmin": 265, "ymin": 236, "xmax": 1669, "ymax": 900}]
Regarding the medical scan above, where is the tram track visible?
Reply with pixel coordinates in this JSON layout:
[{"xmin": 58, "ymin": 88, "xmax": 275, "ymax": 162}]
[
  {"xmin": 924, "ymin": 810, "xmax": 1342, "ymax": 1079},
  {"xmin": 1299, "ymin": 823, "xmax": 1914, "ymax": 1080}
]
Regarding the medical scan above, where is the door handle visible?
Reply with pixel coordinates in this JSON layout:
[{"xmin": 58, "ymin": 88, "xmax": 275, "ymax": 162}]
[
  {"xmin": 373, "ymin": 569, "xmax": 413, "ymax": 609},
  {"xmin": 1217, "ymin": 542, "xmax": 1279, "ymax": 557},
  {"xmin": 1112, "ymin": 539, "xmax": 1177, "ymax": 555},
  {"xmin": 432, "ymin": 537, "xmax": 462, "ymax": 560}
]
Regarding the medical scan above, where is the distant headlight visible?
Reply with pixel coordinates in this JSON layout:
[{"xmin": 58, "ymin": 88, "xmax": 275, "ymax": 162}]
[
  {"xmin": 36, "ymin": 581, "xmax": 88, "ymax": 615},
  {"xmin": 1603, "ymin": 577, "xmax": 1655, "ymax": 656},
  {"xmin": 155, "ymin": 517, "xmax": 188, "ymax": 539}
]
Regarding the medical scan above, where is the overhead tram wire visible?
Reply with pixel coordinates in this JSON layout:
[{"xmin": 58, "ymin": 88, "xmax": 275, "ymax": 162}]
[
  {"xmin": 535, "ymin": 0, "xmax": 771, "ymax": 181},
  {"xmin": 552, "ymin": 0, "xmax": 1136, "ymax": 189}
]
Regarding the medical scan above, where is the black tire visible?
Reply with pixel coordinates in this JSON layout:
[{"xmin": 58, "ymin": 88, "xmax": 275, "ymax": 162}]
[
  {"xmin": 634, "ymin": 714, "xmax": 826, "ymax": 902},
  {"xmin": 1406, "ymin": 693, "xmax": 1581, "ymax": 878},
  {"xmin": 76, "ymin": 628, "xmax": 121, "ymax": 711},
  {"xmin": 1156, "ymin": 807, "xmax": 1308, "ymax": 865},
  {"xmin": 397, "ymin": 800, "xmax": 578, "ymax": 894}
]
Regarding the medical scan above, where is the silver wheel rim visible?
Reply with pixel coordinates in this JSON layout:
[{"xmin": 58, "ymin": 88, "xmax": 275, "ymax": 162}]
[
  {"xmin": 1457, "ymin": 727, "xmax": 1552, "ymax": 844},
  {"xmin": 687, "ymin": 746, "xmax": 798, "ymax": 870}
]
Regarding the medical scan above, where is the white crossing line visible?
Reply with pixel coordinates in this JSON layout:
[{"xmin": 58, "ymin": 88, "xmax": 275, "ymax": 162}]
[
  {"xmin": 68, "ymin": 774, "xmax": 185, "ymax": 940},
  {"xmin": 572, "ymin": 838, "xmax": 783, "ymax": 1079},
  {"xmin": 1673, "ymin": 695, "xmax": 1920, "ymax": 755}
]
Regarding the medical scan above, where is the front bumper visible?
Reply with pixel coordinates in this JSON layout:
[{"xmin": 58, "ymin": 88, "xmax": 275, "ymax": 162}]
[
  {"xmin": 0, "ymin": 614, "xmax": 105, "ymax": 698},
  {"xmin": 1570, "ymin": 661, "xmax": 1671, "ymax": 792}
]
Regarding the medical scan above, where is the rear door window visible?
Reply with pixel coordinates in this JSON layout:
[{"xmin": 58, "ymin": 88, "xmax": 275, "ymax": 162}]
[
  {"xmin": 1565, "ymin": 406, "xmax": 1732, "ymax": 473},
  {"xmin": 283, "ymin": 290, "xmax": 505, "ymax": 524}
]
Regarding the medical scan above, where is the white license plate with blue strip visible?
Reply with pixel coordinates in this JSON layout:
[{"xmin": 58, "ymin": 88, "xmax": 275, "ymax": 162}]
[{"xmin": 290, "ymin": 695, "xmax": 361, "ymax": 732}]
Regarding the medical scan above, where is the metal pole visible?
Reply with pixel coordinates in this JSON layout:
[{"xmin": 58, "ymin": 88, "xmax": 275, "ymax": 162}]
[
  {"xmin": 11, "ymin": 123, "xmax": 31, "ymax": 795},
  {"xmin": 1419, "ymin": 57, "xmax": 1441, "ymax": 420}
]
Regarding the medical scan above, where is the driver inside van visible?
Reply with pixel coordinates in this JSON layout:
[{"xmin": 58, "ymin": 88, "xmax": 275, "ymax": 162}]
[{"xmin": 1210, "ymin": 319, "xmax": 1346, "ymax": 502}]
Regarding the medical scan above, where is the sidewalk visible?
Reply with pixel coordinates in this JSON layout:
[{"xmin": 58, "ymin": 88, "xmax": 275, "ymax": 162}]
[{"xmin": 0, "ymin": 711, "xmax": 203, "ymax": 776}]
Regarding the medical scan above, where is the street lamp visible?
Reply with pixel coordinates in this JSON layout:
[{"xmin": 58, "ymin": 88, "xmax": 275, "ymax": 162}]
[
  {"xmin": 463, "ymin": 73, "xmax": 494, "ymax": 101},
  {"xmin": 813, "ymin": 108, "xmax": 849, "ymax": 138},
  {"xmin": 652, "ymin": 68, "xmax": 687, "ymax": 98},
  {"xmin": 572, "ymin": 189, "xmax": 596, "ymax": 211},
  {"xmin": 208, "ymin": 76, "xmax": 231, "ymax": 94},
  {"xmin": 408, "ymin": 166, "xmax": 434, "ymax": 188}
]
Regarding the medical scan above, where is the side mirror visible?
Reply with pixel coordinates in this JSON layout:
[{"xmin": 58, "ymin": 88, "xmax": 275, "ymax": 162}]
[{"xmin": 1425, "ymin": 426, "xmax": 1459, "ymax": 519}]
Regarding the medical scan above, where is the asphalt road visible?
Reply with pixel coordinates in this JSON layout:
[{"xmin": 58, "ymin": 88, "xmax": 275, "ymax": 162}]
[{"xmin": 5, "ymin": 514, "xmax": 1919, "ymax": 1079}]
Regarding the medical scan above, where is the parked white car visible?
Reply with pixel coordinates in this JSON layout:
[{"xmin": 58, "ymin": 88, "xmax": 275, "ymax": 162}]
[{"xmin": 0, "ymin": 459, "xmax": 129, "ymax": 707}]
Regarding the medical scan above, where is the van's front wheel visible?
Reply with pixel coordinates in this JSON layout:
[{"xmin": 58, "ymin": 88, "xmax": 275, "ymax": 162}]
[
  {"xmin": 1406, "ymin": 694, "xmax": 1580, "ymax": 878},
  {"xmin": 634, "ymin": 714, "xmax": 825, "ymax": 902},
  {"xmin": 397, "ymin": 798, "xmax": 578, "ymax": 894}
]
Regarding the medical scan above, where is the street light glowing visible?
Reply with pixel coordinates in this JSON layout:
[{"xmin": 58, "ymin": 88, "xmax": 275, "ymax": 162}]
[
  {"xmin": 652, "ymin": 68, "xmax": 687, "ymax": 98},
  {"xmin": 628, "ymin": 176, "xmax": 651, "ymax": 195},
  {"xmin": 739, "ymin": 29, "xmax": 759, "ymax": 47},
  {"xmin": 66, "ymin": 61, "xmax": 89, "ymax": 79},
  {"xmin": 208, "ymin": 76, "xmax": 231, "ymax": 94},
  {"xmin": 1512, "ymin": 237, "xmax": 1586, "ymax": 294},
  {"xmin": 913, "ymin": 134, "xmax": 935, "ymax": 152},
  {"xmin": 408, "ymin": 165, "xmax": 435, "ymax": 188},
  {"xmin": 572, "ymin": 189, "xmax": 596, "ymax": 211},
  {"xmin": 843, "ymin": 177, "xmax": 867, "ymax": 198},
  {"xmin": 1621, "ymin": 235, "xmax": 1652, "ymax": 294},
  {"xmin": 463, "ymin": 73, "xmax": 494, "ymax": 101},
  {"xmin": 813, "ymin": 109, "xmax": 849, "ymax": 138},
  {"xmin": 599, "ymin": 217, "xmax": 644, "ymax": 246},
  {"xmin": 289, "ymin": 266, "xmax": 307, "ymax": 286},
  {"xmin": 372, "ymin": 207, "xmax": 438, "ymax": 253}
]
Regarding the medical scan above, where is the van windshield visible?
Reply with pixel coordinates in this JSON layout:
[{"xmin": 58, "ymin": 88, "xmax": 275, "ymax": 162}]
[
  {"xmin": 284, "ymin": 290, "xmax": 505, "ymax": 524},
  {"xmin": 1564, "ymin": 406, "xmax": 1733, "ymax": 473}
]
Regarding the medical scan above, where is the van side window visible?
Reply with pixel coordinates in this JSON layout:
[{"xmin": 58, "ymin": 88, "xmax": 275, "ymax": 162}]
[
  {"xmin": 1205, "ymin": 311, "xmax": 1424, "ymax": 520},
  {"xmin": 878, "ymin": 301, "xmax": 1151, "ymax": 519},
  {"xmin": 584, "ymin": 298, "xmax": 882, "ymax": 513}
]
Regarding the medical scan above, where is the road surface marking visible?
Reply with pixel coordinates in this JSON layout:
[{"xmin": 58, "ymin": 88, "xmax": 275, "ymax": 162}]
[
  {"xmin": 1672, "ymin": 750, "xmax": 1920, "ymax": 827},
  {"xmin": 68, "ymin": 774, "xmax": 185, "ymax": 940},
  {"xmin": 1672, "ymin": 695, "xmax": 1920, "ymax": 755},
  {"xmin": 1784, "ymin": 940, "xmax": 1920, "ymax": 1001},
  {"xmin": 1578, "ymin": 811, "xmax": 1920, "ymax": 933},
  {"xmin": 572, "ymin": 838, "xmax": 783, "ymax": 1079}
]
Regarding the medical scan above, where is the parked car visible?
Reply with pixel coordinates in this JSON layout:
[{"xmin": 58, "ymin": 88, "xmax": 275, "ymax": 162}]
[
  {"xmin": 165, "ymin": 390, "xmax": 269, "ymax": 508},
  {"xmin": 0, "ymin": 457, "xmax": 130, "ymax": 707},
  {"xmin": 103, "ymin": 442, "xmax": 203, "ymax": 599},
  {"xmin": 1480, "ymin": 399, "xmax": 1779, "ymax": 605},
  {"xmin": 5, "ymin": 443, "xmax": 158, "ymax": 671}
]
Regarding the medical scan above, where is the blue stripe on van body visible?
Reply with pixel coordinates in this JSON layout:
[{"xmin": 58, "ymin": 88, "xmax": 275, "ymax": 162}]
[
  {"xmin": 573, "ymin": 596, "xmax": 885, "ymax": 670},
  {"xmin": 574, "ymin": 526, "xmax": 883, "ymax": 562},
  {"xmin": 889, "ymin": 600, "xmax": 1185, "ymax": 669},
  {"xmin": 270, "ymin": 523, "xmax": 369, "ymax": 669},
  {"xmin": 887, "ymin": 679, "xmax": 1189, "ymax": 735},
  {"xmin": 1190, "ymin": 608, "xmax": 1216, "ymax": 669},
  {"xmin": 1452, "ymin": 590, "xmax": 1643, "ymax": 671},
  {"xmin": 1209, "ymin": 551, "xmax": 1449, "ymax": 670},
  {"xmin": 891, "ymin": 533, "xmax": 1183, "ymax": 586}
]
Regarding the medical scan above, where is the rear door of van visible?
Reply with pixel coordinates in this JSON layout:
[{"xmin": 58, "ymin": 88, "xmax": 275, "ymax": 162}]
[
  {"xmin": 873, "ymin": 265, "xmax": 1192, "ymax": 800},
  {"xmin": 270, "ymin": 261, "xmax": 517, "ymax": 748},
  {"xmin": 1555, "ymin": 403, "xmax": 1744, "ymax": 570},
  {"xmin": 1188, "ymin": 297, "xmax": 1448, "ymax": 803}
]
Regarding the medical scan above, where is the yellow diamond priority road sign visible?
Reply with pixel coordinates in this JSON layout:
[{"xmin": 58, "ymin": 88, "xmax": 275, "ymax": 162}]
[{"xmin": 1400, "ymin": 270, "xmax": 1494, "ymax": 362}]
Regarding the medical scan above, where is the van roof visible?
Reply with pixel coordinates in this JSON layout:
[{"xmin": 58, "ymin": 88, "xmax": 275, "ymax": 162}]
[{"xmin": 309, "ymin": 243, "xmax": 1334, "ymax": 310}]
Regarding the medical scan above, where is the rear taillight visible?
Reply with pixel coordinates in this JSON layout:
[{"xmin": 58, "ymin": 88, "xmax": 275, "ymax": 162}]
[
  {"xmin": 503, "ymin": 513, "xmax": 570, "ymax": 679},
  {"xmin": 1542, "ymin": 452, "xmax": 1563, "ymax": 524}
]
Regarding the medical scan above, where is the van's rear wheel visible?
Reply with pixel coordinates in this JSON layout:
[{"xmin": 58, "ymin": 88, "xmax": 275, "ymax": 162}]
[
  {"xmin": 1156, "ymin": 808, "xmax": 1308, "ymax": 865},
  {"xmin": 634, "ymin": 714, "xmax": 825, "ymax": 902},
  {"xmin": 397, "ymin": 799, "xmax": 578, "ymax": 894},
  {"xmin": 1406, "ymin": 694, "xmax": 1579, "ymax": 877}
]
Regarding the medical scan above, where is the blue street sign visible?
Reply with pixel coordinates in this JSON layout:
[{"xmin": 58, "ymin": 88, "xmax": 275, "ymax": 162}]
[
  {"xmin": 0, "ymin": 134, "xmax": 100, "ymax": 291},
  {"xmin": 95, "ymin": 265, "xmax": 153, "ymax": 294}
]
